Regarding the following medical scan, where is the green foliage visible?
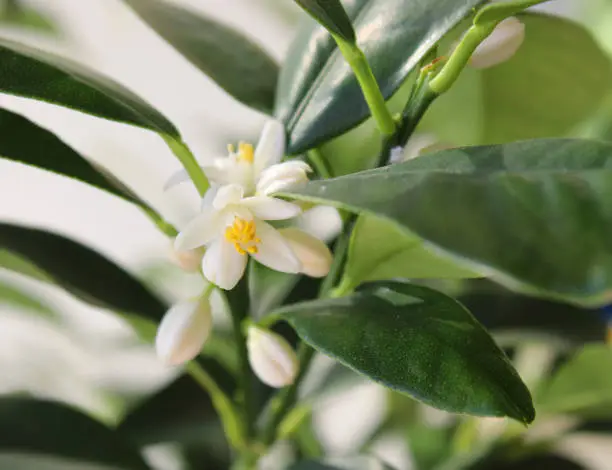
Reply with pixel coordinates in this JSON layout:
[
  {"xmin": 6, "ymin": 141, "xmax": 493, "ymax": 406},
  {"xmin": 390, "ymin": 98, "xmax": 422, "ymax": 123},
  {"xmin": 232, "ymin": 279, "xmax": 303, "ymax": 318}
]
[
  {"xmin": 294, "ymin": 0, "xmax": 356, "ymax": 43},
  {"xmin": 290, "ymin": 456, "xmax": 396, "ymax": 470}
]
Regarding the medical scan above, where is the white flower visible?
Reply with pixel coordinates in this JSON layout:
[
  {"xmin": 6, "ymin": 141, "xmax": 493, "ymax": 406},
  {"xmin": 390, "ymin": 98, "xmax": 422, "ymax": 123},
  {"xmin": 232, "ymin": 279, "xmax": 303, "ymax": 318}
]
[
  {"xmin": 175, "ymin": 184, "xmax": 331, "ymax": 290},
  {"xmin": 470, "ymin": 17, "xmax": 525, "ymax": 69},
  {"xmin": 279, "ymin": 228, "xmax": 333, "ymax": 278},
  {"xmin": 168, "ymin": 245, "xmax": 204, "ymax": 273},
  {"xmin": 155, "ymin": 295, "xmax": 213, "ymax": 365},
  {"xmin": 247, "ymin": 326, "xmax": 299, "ymax": 388},
  {"xmin": 165, "ymin": 120, "xmax": 311, "ymax": 196}
]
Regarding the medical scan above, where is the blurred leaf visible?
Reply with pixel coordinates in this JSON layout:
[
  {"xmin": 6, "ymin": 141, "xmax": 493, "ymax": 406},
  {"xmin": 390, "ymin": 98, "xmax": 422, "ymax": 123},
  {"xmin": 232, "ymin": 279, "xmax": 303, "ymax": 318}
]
[
  {"xmin": 467, "ymin": 454, "xmax": 585, "ymax": 470},
  {"xmin": 421, "ymin": 14, "xmax": 612, "ymax": 145},
  {"xmin": 0, "ymin": 0, "xmax": 56, "ymax": 32},
  {"xmin": 282, "ymin": 139, "xmax": 612, "ymax": 307},
  {"xmin": 0, "ymin": 108, "xmax": 161, "ymax": 220},
  {"xmin": 123, "ymin": 0, "xmax": 278, "ymax": 112},
  {"xmin": 474, "ymin": 0, "xmax": 548, "ymax": 24},
  {"xmin": 538, "ymin": 345, "xmax": 612, "ymax": 416},
  {"xmin": 277, "ymin": 280, "xmax": 535, "ymax": 423},
  {"xmin": 248, "ymin": 262, "xmax": 299, "ymax": 319},
  {"xmin": 290, "ymin": 456, "xmax": 396, "ymax": 470},
  {"xmin": 276, "ymin": 0, "xmax": 485, "ymax": 154},
  {"xmin": 294, "ymin": 0, "xmax": 356, "ymax": 42},
  {"xmin": 0, "ymin": 279, "xmax": 57, "ymax": 319},
  {"xmin": 0, "ymin": 397, "xmax": 151, "ymax": 469},
  {"xmin": 0, "ymin": 223, "xmax": 166, "ymax": 322},
  {"xmin": 0, "ymin": 37, "xmax": 178, "ymax": 136},
  {"xmin": 340, "ymin": 214, "xmax": 479, "ymax": 291},
  {"xmin": 119, "ymin": 358, "xmax": 235, "ymax": 446}
]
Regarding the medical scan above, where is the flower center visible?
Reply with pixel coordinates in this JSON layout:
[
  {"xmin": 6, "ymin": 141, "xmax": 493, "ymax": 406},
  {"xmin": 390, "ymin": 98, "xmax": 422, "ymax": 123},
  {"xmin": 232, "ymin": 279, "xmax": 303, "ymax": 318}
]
[
  {"xmin": 224, "ymin": 217, "xmax": 261, "ymax": 255},
  {"xmin": 228, "ymin": 142, "xmax": 254, "ymax": 163}
]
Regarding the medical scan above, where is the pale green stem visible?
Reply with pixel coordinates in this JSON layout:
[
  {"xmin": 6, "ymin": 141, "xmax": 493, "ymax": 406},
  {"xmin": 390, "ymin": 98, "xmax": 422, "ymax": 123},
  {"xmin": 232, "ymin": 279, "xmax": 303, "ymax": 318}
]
[
  {"xmin": 332, "ymin": 34, "xmax": 396, "ymax": 137},
  {"xmin": 162, "ymin": 135, "xmax": 210, "ymax": 197},
  {"xmin": 307, "ymin": 148, "xmax": 333, "ymax": 179},
  {"xmin": 140, "ymin": 205, "xmax": 178, "ymax": 237}
]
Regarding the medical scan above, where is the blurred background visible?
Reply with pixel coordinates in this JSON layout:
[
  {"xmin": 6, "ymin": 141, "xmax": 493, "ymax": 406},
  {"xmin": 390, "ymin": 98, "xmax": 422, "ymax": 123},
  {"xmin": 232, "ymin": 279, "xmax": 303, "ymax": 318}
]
[{"xmin": 0, "ymin": 1, "xmax": 611, "ymax": 469}]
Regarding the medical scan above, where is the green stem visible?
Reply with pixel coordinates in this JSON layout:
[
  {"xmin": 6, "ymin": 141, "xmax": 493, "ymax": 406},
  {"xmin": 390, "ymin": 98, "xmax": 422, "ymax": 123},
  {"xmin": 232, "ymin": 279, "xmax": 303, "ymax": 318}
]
[
  {"xmin": 140, "ymin": 205, "xmax": 178, "ymax": 237},
  {"xmin": 307, "ymin": 148, "xmax": 333, "ymax": 179},
  {"xmin": 162, "ymin": 135, "xmax": 209, "ymax": 197},
  {"xmin": 333, "ymin": 35, "xmax": 396, "ymax": 137}
]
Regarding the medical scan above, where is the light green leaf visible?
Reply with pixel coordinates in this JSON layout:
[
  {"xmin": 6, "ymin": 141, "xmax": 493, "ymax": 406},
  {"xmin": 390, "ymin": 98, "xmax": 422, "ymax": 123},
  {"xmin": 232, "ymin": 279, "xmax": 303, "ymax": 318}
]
[
  {"xmin": 276, "ymin": 0, "xmax": 486, "ymax": 154},
  {"xmin": 281, "ymin": 138, "xmax": 612, "ymax": 307},
  {"xmin": 0, "ymin": 280, "xmax": 57, "ymax": 319},
  {"xmin": 0, "ymin": 37, "xmax": 178, "ymax": 136},
  {"xmin": 294, "ymin": 0, "xmax": 356, "ymax": 43},
  {"xmin": 277, "ymin": 280, "xmax": 535, "ymax": 422},
  {"xmin": 122, "ymin": 0, "xmax": 278, "ymax": 112}
]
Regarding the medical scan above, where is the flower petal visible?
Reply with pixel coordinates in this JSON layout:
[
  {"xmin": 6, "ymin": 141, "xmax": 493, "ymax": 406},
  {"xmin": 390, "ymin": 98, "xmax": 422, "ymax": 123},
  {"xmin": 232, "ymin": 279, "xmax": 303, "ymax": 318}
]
[
  {"xmin": 252, "ymin": 220, "xmax": 301, "ymax": 273},
  {"xmin": 470, "ymin": 17, "xmax": 525, "ymax": 69},
  {"xmin": 295, "ymin": 205, "xmax": 343, "ymax": 243},
  {"xmin": 202, "ymin": 238, "xmax": 248, "ymax": 290},
  {"xmin": 163, "ymin": 168, "xmax": 191, "ymax": 191},
  {"xmin": 254, "ymin": 120, "xmax": 286, "ymax": 176},
  {"xmin": 279, "ymin": 228, "xmax": 332, "ymax": 277},
  {"xmin": 256, "ymin": 161, "xmax": 312, "ymax": 195},
  {"xmin": 241, "ymin": 196, "xmax": 302, "ymax": 221},
  {"xmin": 212, "ymin": 184, "xmax": 244, "ymax": 211},
  {"xmin": 174, "ymin": 209, "xmax": 221, "ymax": 251}
]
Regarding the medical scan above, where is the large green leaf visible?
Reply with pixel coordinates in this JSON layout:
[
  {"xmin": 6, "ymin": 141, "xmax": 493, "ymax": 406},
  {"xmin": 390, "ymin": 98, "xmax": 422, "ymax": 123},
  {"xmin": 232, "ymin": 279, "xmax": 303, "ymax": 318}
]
[
  {"xmin": 281, "ymin": 139, "xmax": 612, "ymax": 306},
  {"xmin": 0, "ymin": 37, "xmax": 178, "ymax": 136},
  {"xmin": 538, "ymin": 345, "xmax": 612, "ymax": 416},
  {"xmin": 0, "ymin": 223, "xmax": 166, "ymax": 322},
  {"xmin": 277, "ymin": 280, "xmax": 535, "ymax": 422},
  {"xmin": 421, "ymin": 14, "xmax": 612, "ymax": 145},
  {"xmin": 0, "ymin": 397, "xmax": 150, "ymax": 469},
  {"xmin": 294, "ymin": 0, "xmax": 356, "ymax": 42},
  {"xmin": 276, "ymin": 0, "xmax": 485, "ymax": 154},
  {"xmin": 0, "ymin": 108, "xmax": 162, "ymax": 220},
  {"xmin": 122, "ymin": 0, "xmax": 278, "ymax": 112},
  {"xmin": 340, "ymin": 214, "xmax": 479, "ymax": 291}
]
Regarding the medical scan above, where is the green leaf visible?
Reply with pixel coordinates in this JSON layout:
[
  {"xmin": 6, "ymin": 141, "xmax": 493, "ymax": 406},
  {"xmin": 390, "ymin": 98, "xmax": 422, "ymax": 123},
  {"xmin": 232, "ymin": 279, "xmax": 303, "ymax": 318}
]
[
  {"xmin": 0, "ymin": 108, "xmax": 162, "ymax": 222},
  {"xmin": 421, "ymin": 14, "xmax": 612, "ymax": 145},
  {"xmin": 290, "ymin": 456, "xmax": 396, "ymax": 470},
  {"xmin": 277, "ymin": 280, "xmax": 535, "ymax": 422},
  {"xmin": 0, "ymin": 397, "xmax": 151, "ymax": 469},
  {"xmin": 0, "ymin": 37, "xmax": 178, "ymax": 136},
  {"xmin": 276, "ymin": 0, "xmax": 485, "ymax": 154},
  {"xmin": 118, "ymin": 358, "xmax": 235, "ymax": 446},
  {"xmin": 281, "ymin": 138, "xmax": 612, "ymax": 306},
  {"xmin": 0, "ymin": 280, "xmax": 58, "ymax": 319},
  {"xmin": 538, "ymin": 345, "xmax": 612, "ymax": 416},
  {"xmin": 474, "ymin": 0, "xmax": 550, "ymax": 24},
  {"xmin": 248, "ymin": 262, "xmax": 300, "ymax": 319},
  {"xmin": 0, "ymin": 223, "xmax": 166, "ymax": 322},
  {"xmin": 123, "ymin": 0, "xmax": 278, "ymax": 112},
  {"xmin": 294, "ymin": 0, "xmax": 356, "ymax": 43},
  {"xmin": 0, "ymin": 0, "xmax": 56, "ymax": 32},
  {"xmin": 340, "ymin": 214, "xmax": 479, "ymax": 291}
]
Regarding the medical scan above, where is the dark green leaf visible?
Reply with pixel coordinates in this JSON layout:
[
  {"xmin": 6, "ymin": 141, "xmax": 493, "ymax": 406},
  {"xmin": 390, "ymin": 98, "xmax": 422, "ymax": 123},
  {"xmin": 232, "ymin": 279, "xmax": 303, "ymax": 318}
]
[
  {"xmin": 123, "ymin": 0, "xmax": 278, "ymax": 112},
  {"xmin": 0, "ymin": 397, "xmax": 150, "ymax": 469},
  {"xmin": 276, "ymin": 0, "xmax": 485, "ymax": 154},
  {"xmin": 277, "ymin": 280, "xmax": 535, "ymax": 422},
  {"xmin": 282, "ymin": 138, "xmax": 612, "ymax": 306},
  {"xmin": 290, "ymin": 456, "xmax": 396, "ymax": 470},
  {"xmin": 0, "ymin": 108, "xmax": 160, "ymax": 218},
  {"xmin": 119, "ymin": 358, "xmax": 235, "ymax": 445},
  {"xmin": 294, "ymin": 0, "xmax": 356, "ymax": 43},
  {"xmin": 0, "ymin": 223, "xmax": 166, "ymax": 322},
  {"xmin": 0, "ymin": 37, "xmax": 178, "ymax": 136}
]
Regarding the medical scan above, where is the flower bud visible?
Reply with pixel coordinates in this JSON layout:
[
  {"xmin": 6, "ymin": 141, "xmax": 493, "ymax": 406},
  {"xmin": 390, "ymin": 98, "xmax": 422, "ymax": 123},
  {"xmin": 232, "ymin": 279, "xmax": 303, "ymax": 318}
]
[
  {"xmin": 155, "ymin": 295, "xmax": 212, "ymax": 365},
  {"xmin": 470, "ymin": 17, "xmax": 525, "ymax": 69},
  {"xmin": 279, "ymin": 228, "xmax": 332, "ymax": 278},
  {"xmin": 247, "ymin": 326, "xmax": 299, "ymax": 388},
  {"xmin": 169, "ymin": 245, "xmax": 204, "ymax": 273},
  {"xmin": 256, "ymin": 161, "xmax": 312, "ymax": 195}
]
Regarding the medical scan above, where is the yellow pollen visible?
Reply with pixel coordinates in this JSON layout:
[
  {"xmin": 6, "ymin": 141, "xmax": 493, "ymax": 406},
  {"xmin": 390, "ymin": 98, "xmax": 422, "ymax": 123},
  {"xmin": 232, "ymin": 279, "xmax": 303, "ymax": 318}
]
[
  {"xmin": 224, "ymin": 217, "xmax": 261, "ymax": 255},
  {"xmin": 237, "ymin": 142, "xmax": 254, "ymax": 163}
]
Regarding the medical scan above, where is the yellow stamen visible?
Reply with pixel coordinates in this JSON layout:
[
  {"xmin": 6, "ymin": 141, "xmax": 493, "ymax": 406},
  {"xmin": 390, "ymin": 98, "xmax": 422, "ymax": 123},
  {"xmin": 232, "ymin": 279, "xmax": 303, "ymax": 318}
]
[
  {"xmin": 224, "ymin": 217, "xmax": 261, "ymax": 255},
  {"xmin": 237, "ymin": 142, "xmax": 254, "ymax": 163}
]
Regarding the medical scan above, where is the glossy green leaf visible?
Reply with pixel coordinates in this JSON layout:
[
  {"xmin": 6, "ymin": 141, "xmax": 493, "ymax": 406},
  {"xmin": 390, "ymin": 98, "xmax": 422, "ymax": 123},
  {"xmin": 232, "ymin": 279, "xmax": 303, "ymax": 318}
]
[
  {"xmin": 0, "ymin": 397, "xmax": 150, "ymax": 469},
  {"xmin": 276, "ymin": 0, "xmax": 485, "ymax": 154},
  {"xmin": 538, "ymin": 345, "xmax": 612, "ymax": 416},
  {"xmin": 119, "ymin": 358, "xmax": 235, "ymax": 445},
  {"xmin": 340, "ymin": 214, "xmax": 479, "ymax": 291},
  {"xmin": 0, "ymin": 223, "xmax": 166, "ymax": 322},
  {"xmin": 290, "ymin": 456, "xmax": 396, "ymax": 470},
  {"xmin": 123, "ymin": 0, "xmax": 278, "ymax": 112},
  {"xmin": 277, "ymin": 280, "xmax": 535, "ymax": 422},
  {"xmin": 0, "ymin": 108, "xmax": 162, "ymax": 221},
  {"xmin": 0, "ymin": 37, "xmax": 178, "ymax": 136},
  {"xmin": 0, "ymin": 280, "xmax": 57, "ymax": 319},
  {"xmin": 281, "ymin": 139, "xmax": 612, "ymax": 306},
  {"xmin": 421, "ymin": 14, "xmax": 612, "ymax": 145},
  {"xmin": 474, "ymin": 0, "xmax": 550, "ymax": 24},
  {"xmin": 294, "ymin": 0, "xmax": 356, "ymax": 43}
]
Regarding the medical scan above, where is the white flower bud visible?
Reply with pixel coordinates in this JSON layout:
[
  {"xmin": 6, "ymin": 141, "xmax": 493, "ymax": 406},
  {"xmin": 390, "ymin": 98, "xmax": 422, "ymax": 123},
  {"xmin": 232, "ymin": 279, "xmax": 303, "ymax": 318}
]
[
  {"xmin": 280, "ymin": 228, "xmax": 333, "ymax": 278},
  {"xmin": 470, "ymin": 17, "xmax": 525, "ymax": 69},
  {"xmin": 256, "ymin": 161, "xmax": 312, "ymax": 195},
  {"xmin": 169, "ymin": 245, "xmax": 204, "ymax": 273},
  {"xmin": 155, "ymin": 296, "xmax": 213, "ymax": 365},
  {"xmin": 247, "ymin": 326, "xmax": 299, "ymax": 388}
]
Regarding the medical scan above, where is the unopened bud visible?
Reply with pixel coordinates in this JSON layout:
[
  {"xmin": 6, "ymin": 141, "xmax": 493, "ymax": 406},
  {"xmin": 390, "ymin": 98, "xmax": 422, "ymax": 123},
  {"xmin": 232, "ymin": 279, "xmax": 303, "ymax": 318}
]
[
  {"xmin": 280, "ymin": 228, "xmax": 332, "ymax": 278},
  {"xmin": 470, "ymin": 17, "xmax": 525, "ymax": 69},
  {"xmin": 247, "ymin": 326, "xmax": 299, "ymax": 388},
  {"xmin": 155, "ymin": 295, "xmax": 212, "ymax": 365}
]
